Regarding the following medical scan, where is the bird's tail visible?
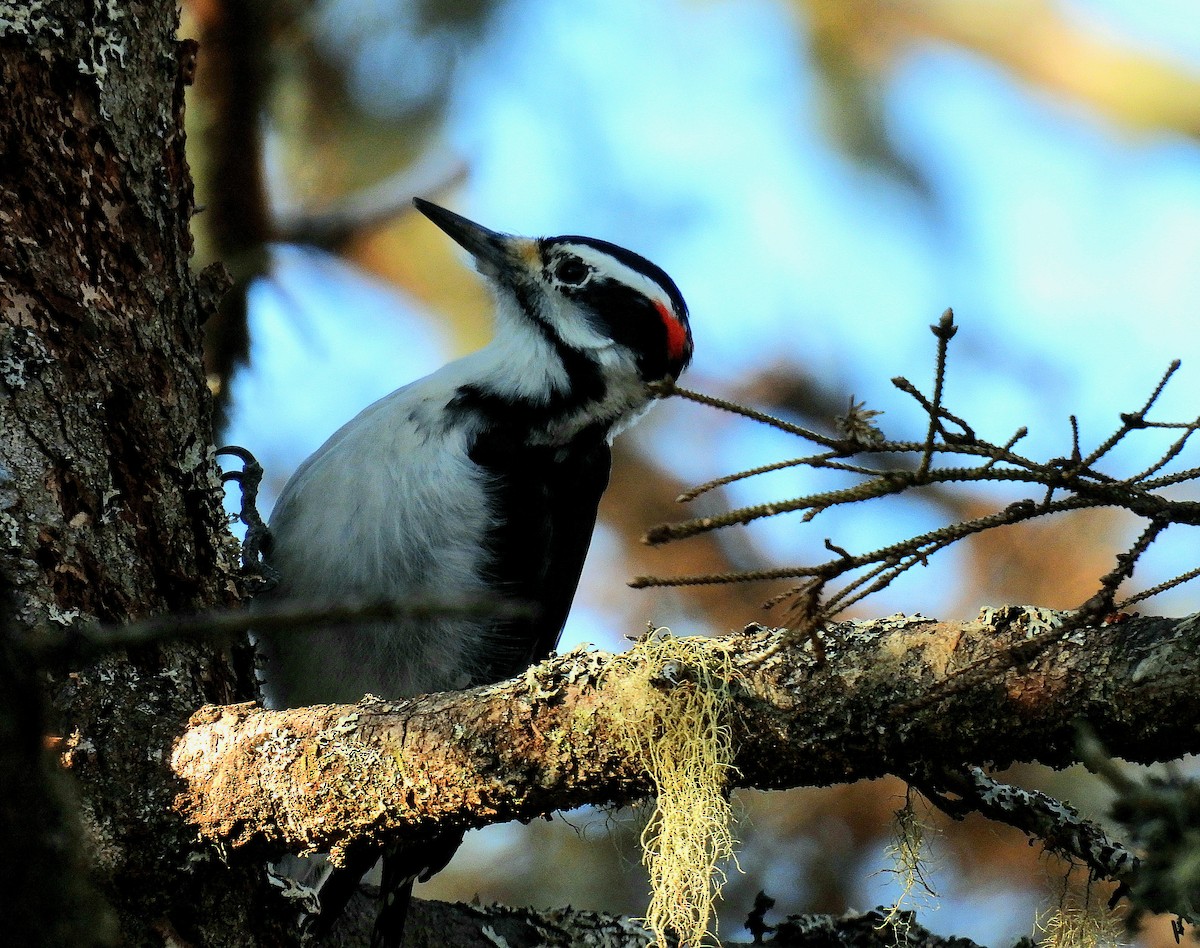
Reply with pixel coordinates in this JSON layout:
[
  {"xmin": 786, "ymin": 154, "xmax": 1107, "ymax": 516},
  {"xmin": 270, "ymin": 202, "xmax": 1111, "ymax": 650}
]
[
  {"xmin": 302, "ymin": 843, "xmax": 378, "ymax": 942},
  {"xmin": 369, "ymin": 853, "xmax": 417, "ymax": 948},
  {"xmin": 369, "ymin": 833, "xmax": 465, "ymax": 948}
]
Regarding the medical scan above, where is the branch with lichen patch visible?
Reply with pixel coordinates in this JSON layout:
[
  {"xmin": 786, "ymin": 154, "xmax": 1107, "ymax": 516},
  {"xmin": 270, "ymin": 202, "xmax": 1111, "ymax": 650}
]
[
  {"xmin": 171, "ymin": 609, "xmax": 1200, "ymax": 927},
  {"xmin": 915, "ymin": 766, "xmax": 1140, "ymax": 894}
]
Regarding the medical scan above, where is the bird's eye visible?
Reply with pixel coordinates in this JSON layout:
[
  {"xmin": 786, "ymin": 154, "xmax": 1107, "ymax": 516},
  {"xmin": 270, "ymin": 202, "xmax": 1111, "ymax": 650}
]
[{"xmin": 553, "ymin": 258, "xmax": 591, "ymax": 286}]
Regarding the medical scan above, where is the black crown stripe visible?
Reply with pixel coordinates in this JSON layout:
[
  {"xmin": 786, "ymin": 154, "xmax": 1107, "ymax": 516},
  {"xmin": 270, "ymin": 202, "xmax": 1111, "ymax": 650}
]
[{"xmin": 543, "ymin": 235, "xmax": 689, "ymax": 319}]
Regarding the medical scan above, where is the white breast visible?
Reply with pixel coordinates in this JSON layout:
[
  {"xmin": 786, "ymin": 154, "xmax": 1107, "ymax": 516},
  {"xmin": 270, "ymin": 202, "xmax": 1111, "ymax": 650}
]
[{"xmin": 258, "ymin": 374, "xmax": 496, "ymax": 706}]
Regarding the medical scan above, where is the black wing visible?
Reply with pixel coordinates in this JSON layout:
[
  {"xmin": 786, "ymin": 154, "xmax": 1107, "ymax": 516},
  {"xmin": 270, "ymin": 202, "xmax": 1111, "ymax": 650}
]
[
  {"xmin": 467, "ymin": 425, "xmax": 612, "ymax": 685},
  {"xmin": 315, "ymin": 427, "xmax": 611, "ymax": 944}
]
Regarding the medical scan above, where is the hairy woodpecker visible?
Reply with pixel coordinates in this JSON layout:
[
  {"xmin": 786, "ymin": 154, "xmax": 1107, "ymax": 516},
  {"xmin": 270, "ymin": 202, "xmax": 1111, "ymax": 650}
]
[{"xmin": 258, "ymin": 198, "xmax": 692, "ymax": 944}]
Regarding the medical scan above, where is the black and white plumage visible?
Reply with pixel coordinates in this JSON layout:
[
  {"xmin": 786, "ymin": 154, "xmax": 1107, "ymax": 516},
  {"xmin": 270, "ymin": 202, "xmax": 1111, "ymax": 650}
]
[{"xmin": 258, "ymin": 198, "xmax": 692, "ymax": 944}]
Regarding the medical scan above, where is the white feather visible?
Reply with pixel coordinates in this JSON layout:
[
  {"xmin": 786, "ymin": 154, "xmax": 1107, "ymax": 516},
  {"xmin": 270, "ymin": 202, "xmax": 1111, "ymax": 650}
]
[{"xmin": 260, "ymin": 365, "xmax": 491, "ymax": 704}]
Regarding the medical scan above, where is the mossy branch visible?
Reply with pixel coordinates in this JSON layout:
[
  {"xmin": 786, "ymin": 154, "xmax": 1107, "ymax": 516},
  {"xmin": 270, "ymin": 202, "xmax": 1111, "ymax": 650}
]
[{"xmin": 170, "ymin": 609, "xmax": 1200, "ymax": 927}]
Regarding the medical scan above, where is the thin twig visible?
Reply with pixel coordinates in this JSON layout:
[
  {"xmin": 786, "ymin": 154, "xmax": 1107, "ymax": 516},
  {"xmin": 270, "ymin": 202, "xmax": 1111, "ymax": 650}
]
[
  {"xmin": 29, "ymin": 594, "xmax": 533, "ymax": 664},
  {"xmin": 642, "ymin": 319, "xmax": 1198, "ymax": 679},
  {"xmin": 917, "ymin": 309, "xmax": 956, "ymax": 478},
  {"xmin": 651, "ymin": 380, "xmax": 844, "ymax": 448},
  {"xmin": 1075, "ymin": 518, "xmax": 1170, "ymax": 622},
  {"xmin": 1121, "ymin": 417, "xmax": 1200, "ymax": 485},
  {"xmin": 1076, "ymin": 361, "xmax": 1180, "ymax": 470},
  {"xmin": 1118, "ymin": 565, "xmax": 1200, "ymax": 609},
  {"xmin": 675, "ymin": 454, "xmax": 839, "ymax": 503},
  {"xmin": 981, "ymin": 427, "xmax": 1028, "ymax": 473}
]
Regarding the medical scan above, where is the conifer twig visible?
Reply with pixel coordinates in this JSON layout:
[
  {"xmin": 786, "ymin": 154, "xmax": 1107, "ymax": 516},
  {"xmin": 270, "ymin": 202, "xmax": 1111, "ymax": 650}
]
[{"xmin": 637, "ymin": 312, "xmax": 1200, "ymax": 654}]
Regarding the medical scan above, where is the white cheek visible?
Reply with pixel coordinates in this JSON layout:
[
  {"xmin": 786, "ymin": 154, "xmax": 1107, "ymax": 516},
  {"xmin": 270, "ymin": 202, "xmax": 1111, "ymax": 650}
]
[
  {"xmin": 542, "ymin": 292, "xmax": 614, "ymax": 352},
  {"xmin": 591, "ymin": 337, "xmax": 645, "ymax": 395}
]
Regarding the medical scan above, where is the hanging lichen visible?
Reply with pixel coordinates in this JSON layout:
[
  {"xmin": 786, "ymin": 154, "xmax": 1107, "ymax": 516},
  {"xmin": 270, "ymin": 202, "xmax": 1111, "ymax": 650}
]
[
  {"xmin": 1037, "ymin": 894, "xmax": 1128, "ymax": 948},
  {"xmin": 876, "ymin": 790, "xmax": 939, "ymax": 945},
  {"xmin": 606, "ymin": 628, "xmax": 740, "ymax": 947}
]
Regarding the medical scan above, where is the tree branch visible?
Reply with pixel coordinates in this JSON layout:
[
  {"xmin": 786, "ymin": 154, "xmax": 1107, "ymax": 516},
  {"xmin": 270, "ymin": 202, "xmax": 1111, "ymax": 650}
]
[
  {"xmin": 172, "ymin": 609, "xmax": 1200, "ymax": 865},
  {"xmin": 330, "ymin": 896, "xmax": 1000, "ymax": 948},
  {"xmin": 916, "ymin": 766, "xmax": 1138, "ymax": 888}
]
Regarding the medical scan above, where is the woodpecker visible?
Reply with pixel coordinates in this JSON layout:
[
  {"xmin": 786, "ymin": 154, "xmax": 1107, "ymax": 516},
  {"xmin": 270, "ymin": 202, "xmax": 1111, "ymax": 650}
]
[{"xmin": 258, "ymin": 198, "xmax": 692, "ymax": 944}]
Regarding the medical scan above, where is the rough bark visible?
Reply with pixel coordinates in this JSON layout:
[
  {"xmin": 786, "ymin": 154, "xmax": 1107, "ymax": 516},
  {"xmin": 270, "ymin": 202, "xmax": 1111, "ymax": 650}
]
[
  {"xmin": 173, "ymin": 609, "xmax": 1200, "ymax": 858},
  {"xmin": 0, "ymin": 572, "xmax": 118, "ymax": 946},
  {"xmin": 331, "ymin": 896, "xmax": 661, "ymax": 948},
  {"xmin": 0, "ymin": 3, "xmax": 280, "ymax": 943}
]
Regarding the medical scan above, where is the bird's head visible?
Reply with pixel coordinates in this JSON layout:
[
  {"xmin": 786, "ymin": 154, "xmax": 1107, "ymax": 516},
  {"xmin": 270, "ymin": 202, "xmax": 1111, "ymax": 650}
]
[{"xmin": 413, "ymin": 198, "xmax": 692, "ymax": 390}]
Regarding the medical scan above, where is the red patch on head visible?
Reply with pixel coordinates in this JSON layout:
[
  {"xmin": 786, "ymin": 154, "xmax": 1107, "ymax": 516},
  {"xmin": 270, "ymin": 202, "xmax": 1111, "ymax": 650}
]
[{"xmin": 654, "ymin": 300, "xmax": 690, "ymax": 364}]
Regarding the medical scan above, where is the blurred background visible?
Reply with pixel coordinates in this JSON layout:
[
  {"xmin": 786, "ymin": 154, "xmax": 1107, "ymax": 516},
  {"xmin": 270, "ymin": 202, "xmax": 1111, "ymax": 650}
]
[{"xmin": 186, "ymin": 0, "xmax": 1200, "ymax": 943}]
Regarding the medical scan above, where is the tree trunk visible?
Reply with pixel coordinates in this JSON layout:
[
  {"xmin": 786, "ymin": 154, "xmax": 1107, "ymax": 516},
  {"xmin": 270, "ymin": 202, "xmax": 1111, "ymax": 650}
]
[{"xmin": 0, "ymin": 3, "xmax": 284, "ymax": 943}]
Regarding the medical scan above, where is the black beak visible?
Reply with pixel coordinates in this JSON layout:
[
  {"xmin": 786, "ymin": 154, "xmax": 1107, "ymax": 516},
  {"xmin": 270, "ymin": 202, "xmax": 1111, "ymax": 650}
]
[{"xmin": 412, "ymin": 198, "xmax": 517, "ymax": 274}]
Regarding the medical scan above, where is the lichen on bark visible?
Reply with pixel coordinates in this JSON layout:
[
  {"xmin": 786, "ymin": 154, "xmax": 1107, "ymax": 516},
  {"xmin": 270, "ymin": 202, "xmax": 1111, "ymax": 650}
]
[{"xmin": 0, "ymin": 1, "xmax": 271, "ymax": 942}]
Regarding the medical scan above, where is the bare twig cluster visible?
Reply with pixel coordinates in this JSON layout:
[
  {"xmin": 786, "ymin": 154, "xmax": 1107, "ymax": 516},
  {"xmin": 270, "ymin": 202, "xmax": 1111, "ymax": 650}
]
[{"xmin": 636, "ymin": 309, "xmax": 1200, "ymax": 644}]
